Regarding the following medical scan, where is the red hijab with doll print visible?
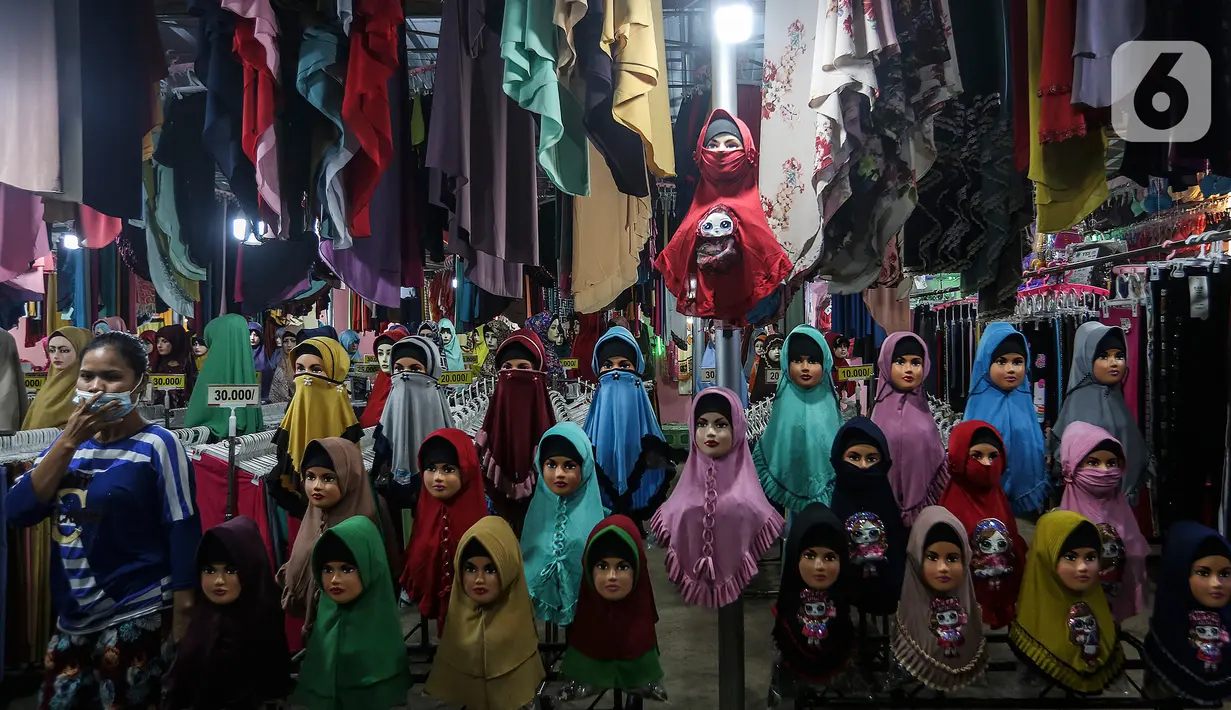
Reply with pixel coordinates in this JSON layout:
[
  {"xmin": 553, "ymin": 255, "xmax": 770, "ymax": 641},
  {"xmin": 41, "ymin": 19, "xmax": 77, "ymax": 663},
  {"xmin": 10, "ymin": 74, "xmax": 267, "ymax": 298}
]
[
  {"xmin": 401, "ymin": 428, "xmax": 490, "ymax": 634},
  {"xmin": 937, "ymin": 421, "xmax": 1028, "ymax": 629},
  {"xmin": 655, "ymin": 109, "xmax": 792, "ymax": 325}
]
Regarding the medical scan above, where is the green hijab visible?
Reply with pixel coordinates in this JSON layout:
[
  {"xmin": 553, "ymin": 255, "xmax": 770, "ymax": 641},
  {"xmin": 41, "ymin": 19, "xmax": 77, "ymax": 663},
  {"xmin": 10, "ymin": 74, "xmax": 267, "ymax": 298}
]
[
  {"xmin": 752, "ymin": 325, "xmax": 842, "ymax": 510},
  {"xmin": 184, "ymin": 314, "xmax": 263, "ymax": 438},
  {"xmin": 293, "ymin": 516, "xmax": 411, "ymax": 710}
]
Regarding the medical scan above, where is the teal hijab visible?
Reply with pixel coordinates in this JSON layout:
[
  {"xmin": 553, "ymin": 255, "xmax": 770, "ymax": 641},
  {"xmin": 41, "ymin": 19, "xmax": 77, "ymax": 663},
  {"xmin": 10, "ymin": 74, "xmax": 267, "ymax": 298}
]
[
  {"xmin": 752, "ymin": 325, "xmax": 843, "ymax": 511},
  {"xmin": 293, "ymin": 516, "xmax": 411, "ymax": 710},
  {"xmin": 522, "ymin": 422, "xmax": 608, "ymax": 625},
  {"xmin": 184, "ymin": 314, "xmax": 264, "ymax": 438},
  {"xmin": 439, "ymin": 318, "xmax": 465, "ymax": 372}
]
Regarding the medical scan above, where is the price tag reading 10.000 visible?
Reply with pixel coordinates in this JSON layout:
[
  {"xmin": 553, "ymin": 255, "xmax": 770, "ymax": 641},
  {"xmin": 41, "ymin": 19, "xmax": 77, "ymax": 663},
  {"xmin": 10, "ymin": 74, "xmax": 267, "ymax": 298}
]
[{"xmin": 206, "ymin": 384, "xmax": 261, "ymax": 408}]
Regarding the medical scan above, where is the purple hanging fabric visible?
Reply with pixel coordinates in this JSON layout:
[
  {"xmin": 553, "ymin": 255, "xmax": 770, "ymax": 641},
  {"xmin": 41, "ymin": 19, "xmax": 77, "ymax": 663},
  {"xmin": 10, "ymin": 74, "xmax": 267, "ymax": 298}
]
[
  {"xmin": 319, "ymin": 231, "xmax": 401, "ymax": 307},
  {"xmin": 0, "ymin": 184, "xmax": 49, "ymax": 283}
]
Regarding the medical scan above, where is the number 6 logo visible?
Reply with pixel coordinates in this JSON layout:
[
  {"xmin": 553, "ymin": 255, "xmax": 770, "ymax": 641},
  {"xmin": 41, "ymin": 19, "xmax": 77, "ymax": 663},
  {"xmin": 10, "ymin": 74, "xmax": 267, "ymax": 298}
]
[{"xmin": 1112, "ymin": 41, "xmax": 1210, "ymax": 143}]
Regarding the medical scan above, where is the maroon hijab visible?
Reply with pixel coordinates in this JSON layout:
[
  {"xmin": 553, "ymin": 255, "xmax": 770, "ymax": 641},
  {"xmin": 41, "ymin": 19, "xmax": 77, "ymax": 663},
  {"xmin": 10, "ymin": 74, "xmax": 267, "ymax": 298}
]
[{"xmin": 568, "ymin": 515, "xmax": 658, "ymax": 660}]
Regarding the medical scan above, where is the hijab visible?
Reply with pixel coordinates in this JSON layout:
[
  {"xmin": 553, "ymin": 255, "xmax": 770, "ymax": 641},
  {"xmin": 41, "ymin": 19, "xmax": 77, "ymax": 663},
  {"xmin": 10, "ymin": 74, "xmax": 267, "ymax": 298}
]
[
  {"xmin": 91, "ymin": 316, "xmax": 128, "ymax": 335},
  {"xmin": 651, "ymin": 387, "xmax": 784, "ymax": 608},
  {"xmin": 359, "ymin": 324, "xmax": 410, "ymax": 428},
  {"xmin": 752, "ymin": 325, "xmax": 843, "ymax": 510},
  {"xmin": 165, "ymin": 516, "xmax": 291, "ymax": 710},
  {"xmin": 248, "ymin": 320, "xmax": 269, "ymax": 374},
  {"xmin": 480, "ymin": 318, "xmax": 514, "ymax": 377},
  {"xmin": 745, "ymin": 332, "xmax": 768, "ymax": 395},
  {"xmin": 185, "ymin": 315, "xmax": 264, "ymax": 438},
  {"xmin": 417, "ymin": 320, "xmax": 445, "ymax": 353},
  {"xmin": 654, "ymin": 108, "xmax": 793, "ymax": 325},
  {"xmin": 434, "ymin": 317, "xmax": 463, "ymax": 372},
  {"xmin": 828, "ymin": 417, "xmax": 907, "ymax": 615},
  {"xmin": 522, "ymin": 423, "xmax": 608, "ymax": 625},
  {"xmin": 152, "ymin": 324, "xmax": 193, "ymax": 374},
  {"xmin": 373, "ymin": 335, "xmax": 454, "ymax": 490},
  {"xmin": 274, "ymin": 336, "xmax": 360, "ymax": 486},
  {"xmin": 584, "ymin": 326, "xmax": 669, "ymax": 515},
  {"xmin": 426, "ymin": 516, "xmax": 547, "ymax": 710},
  {"xmin": 525, "ymin": 311, "xmax": 564, "ymax": 377},
  {"xmin": 1052, "ymin": 322, "xmax": 1148, "ymax": 494},
  {"xmin": 872, "ymin": 332, "xmax": 947, "ymax": 525},
  {"xmin": 1009, "ymin": 510, "xmax": 1124, "ymax": 694},
  {"xmin": 0, "ymin": 329, "xmax": 29, "ymax": 432},
  {"xmin": 772, "ymin": 503, "xmax": 856, "ymax": 683},
  {"xmin": 562, "ymin": 516, "xmax": 663, "ymax": 688},
  {"xmin": 192, "ymin": 334, "xmax": 208, "ymax": 372},
  {"xmin": 937, "ymin": 421, "xmax": 1027, "ymax": 629},
  {"xmin": 338, "ymin": 329, "xmax": 361, "ymax": 362},
  {"xmin": 1143, "ymin": 522, "xmax": 1231, "ymax": 704},
  {"xmin": 749, "ymin": 333, "xmax": 784, "ymax": 403},
  {"xmin": 476, "ymin": 330, "xmax": 557, "ymax": 509},
  {"xmin": 1058, "ymin": 422, "xmax": 1147, "ymax": 621},
  {"xmin": 891, "ymin": 506, "xmax": 988, "ymax": 691},
  {"xmin": 825, "ymin": 331, "xmax": 855, "ymax": 397},
  {"xmin": 292, "ymin": 516, "xmax": 411, "ymax": 710},
  {"xmin": 964, "ymin": 322, "xmax": 1048, "ymax": 514},
  {"xmin": 22, "ymin": 326, "xmax": 90, "ymax": 430},
  {"xmin": 401, "ymin": 429, "xmax": 490, "ymax": 634},
  {"xmin": 279, "ymin": 437, "xmax": 379, "ymax": 620}
]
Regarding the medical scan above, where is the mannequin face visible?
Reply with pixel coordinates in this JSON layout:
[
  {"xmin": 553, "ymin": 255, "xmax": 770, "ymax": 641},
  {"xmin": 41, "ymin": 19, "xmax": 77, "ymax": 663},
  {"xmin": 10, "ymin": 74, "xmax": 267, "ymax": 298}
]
[
  {"xmin": 376, "ymin": 343, "xmax": 394, "ymax": 374},
  {"xmin": 502, "ymin": 358, "xmax": 534, "ymax": 370},
  {"xmin": 1080, "ymin": 449, "xmax": 1120, "ymax": 472},
  {"xmin": 250, "ymin": 331, "xmax": 261, "ymax": 348},
  {"xmin": 695, "ymin": 412, "xmax": 734, "ymax": 458},
  {"xmin": 593, "ymin": 556, "xmax": 635, "ymax": 601},
  {"xmin": 1056, "ymin": 547, "xmax": 1100, "ymax": 592},
  {"xmin": 600, "ymin": 355, "xmax": 635, "ymax": 374},
  {"xmin": 47, "ymin": 336, "xmax": 78, "ymax": 371},
  {"xmin": 788, "ymin": 353, "xmax": 822, "ymax": 388},
  {"xmin": 321, "ymin": 561, "xmax": 363, "ymax": 604},
  {"xmin": 1093, "ymin": 348, "xmax": 1126, "ymax": 385},
  {"xmin": 754, "ymin": 340, "xmax": 766, "ymax": 357},
  {"xmin": 833, "ymin": 342, "xmax": 850, "ymax": 360},
  {"xmin": 346, "ymin": 341, "xmax": 358, "ymax": 355},
  {"xmin": 798, "ymin": 545, "xmax": 840, "ymax": 591},
  {"xmin": 989, "ymin": 351, "xmax": 1026, "ymax": 390},
  {"xmin": 295, "ymin": 353, "xmax": 326, "ymax": 376},
  {"xmin": 441, "ymin": 329, "xmax": 454, "ymax": 346},
  {"xmin": 200, "ymin": 561, "xmax": 242, "ymax": 605},
  {"xmin": 1191, "ymin": 555, "xmax": 1231, "ymax": 607},
  {"xmin": 156, "ymin": 337, "xmax": 173, "ymax": 356},
  {"xmin": 394, "ymin": 356, "xmax": 425, "ymax": 374},
  {"xmin": 282, "ymin": 334, "xmax": 297, "ymax": 355},
  {"xmin": 705, "ymin": 132, "xmax": 742, "ymax": 151},
  {"xmin": 419, "ymin": 325, "xmax": 434, "ymax": 338},
  {"xmin": 547, "ymin": 317, "xmax": 563, "ymax": 344},
  {"xmin": 842, "ymin": 444, "xmax": 881, "ymax": 470},
  {"xmin": 305, "ymin": 466, "xmax": 342, "ymax": 509},
  {"xmin": 767, "ymin": 345, "xmax": 783, "ymax": 368},
  {"xmin": 968, "ymin": 444, "xmax": 1001, "ymax": 466},
  {"xmin": 923, "ymin": 540, "xmax": 965, "ymax": 592},
  {"xmin": 485, "ymin": 331, "xmax": 499, "ymax": 348},
  {"xmin": 143, "ymin": 339, "xmax": 154, "ymax": 355},
  {"xmin": 423, "ymin": 462, "xmax": 462, "ymax": 500},
  {"xmin": 93, "ymin": 323, "xmax": 110, "ymax": 336},
  {"xmin": 193, "ymin": 341, "xmax": 208, "ymax": 357},
  {"xmin": 543, "ymin": 456, "xmax": 582, "ymax": 496},
  {"xmin": 463, "ymin": 556, "xmax": 500, "ymax": 605},
  {"xmin": 890, "ymin": 354, "xmax": 924, "ymax": 391}
]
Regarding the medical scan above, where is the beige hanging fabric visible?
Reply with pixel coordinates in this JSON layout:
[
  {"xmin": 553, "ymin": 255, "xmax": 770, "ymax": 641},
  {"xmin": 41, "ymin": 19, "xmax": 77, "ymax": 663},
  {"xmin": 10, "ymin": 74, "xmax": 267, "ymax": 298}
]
[{"xmin": 571, "ymin": 141, "xmax": 652, "ymax": 313}]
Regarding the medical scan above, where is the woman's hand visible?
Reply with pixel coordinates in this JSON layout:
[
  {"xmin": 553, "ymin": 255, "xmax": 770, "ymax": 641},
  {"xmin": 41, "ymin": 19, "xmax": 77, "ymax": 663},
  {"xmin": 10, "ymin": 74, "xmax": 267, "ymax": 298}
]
[{"xmin": 60, "ymin": 393, "xmax": 121, "ymax": 448}]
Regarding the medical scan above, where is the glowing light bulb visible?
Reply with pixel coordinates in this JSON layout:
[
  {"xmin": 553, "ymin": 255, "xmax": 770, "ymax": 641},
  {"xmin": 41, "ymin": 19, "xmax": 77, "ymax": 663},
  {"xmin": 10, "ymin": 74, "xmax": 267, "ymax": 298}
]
[
  {"xmin": 713, "ymin": 2, "xmax": 754, "ymax": 44},
  {"xmin": 231, "ymin": 218, "xmax": 248, "ymax": 241},
  {"xmin": 61, "ymin": 233, "xmax": 80, "ymax": 250}
]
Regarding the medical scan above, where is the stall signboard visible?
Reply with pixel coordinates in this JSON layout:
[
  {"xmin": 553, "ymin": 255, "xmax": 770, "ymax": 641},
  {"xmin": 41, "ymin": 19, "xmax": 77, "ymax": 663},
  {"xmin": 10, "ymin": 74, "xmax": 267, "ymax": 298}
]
[
  {"xmin": 440, "ymin": 370, "xmax": 475, "ymax": 386},
  {"xmin": 150, "ymin": 374, "xmax": 186, "ymax": 390},
  {"xmin": 206, "ymin": 385, "xmax": 261, "ymax": 408}
]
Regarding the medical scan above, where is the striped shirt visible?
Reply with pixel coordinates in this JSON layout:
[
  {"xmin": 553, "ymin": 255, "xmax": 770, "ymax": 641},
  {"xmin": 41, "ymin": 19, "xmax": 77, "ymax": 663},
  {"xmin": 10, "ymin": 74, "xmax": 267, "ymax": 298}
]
[{"xmin": 7, "ymin": 424, "xmax": 201, "ymax": 634}]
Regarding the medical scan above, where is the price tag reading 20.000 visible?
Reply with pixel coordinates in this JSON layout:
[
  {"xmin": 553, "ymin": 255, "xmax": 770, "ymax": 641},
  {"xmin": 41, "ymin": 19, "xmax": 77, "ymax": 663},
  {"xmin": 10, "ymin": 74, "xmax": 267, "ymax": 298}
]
[{"xmin": 206, "ymin": 384, "xmax": 261, "ymax": 408}]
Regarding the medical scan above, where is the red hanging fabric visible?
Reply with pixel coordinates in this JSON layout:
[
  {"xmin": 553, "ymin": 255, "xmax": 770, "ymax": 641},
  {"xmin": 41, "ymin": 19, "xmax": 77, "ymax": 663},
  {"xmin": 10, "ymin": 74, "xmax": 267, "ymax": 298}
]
[{"xmin": 233, "ymin": 18, "xmax": 281, "ymax": 226}]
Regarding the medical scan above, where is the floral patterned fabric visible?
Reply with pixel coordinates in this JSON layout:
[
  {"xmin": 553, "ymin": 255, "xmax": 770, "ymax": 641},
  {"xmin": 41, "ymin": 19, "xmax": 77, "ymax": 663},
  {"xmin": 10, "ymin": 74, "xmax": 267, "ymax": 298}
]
[{"xmin": 38, "ymin": 612, "xmax": 172, "ymax": 710}]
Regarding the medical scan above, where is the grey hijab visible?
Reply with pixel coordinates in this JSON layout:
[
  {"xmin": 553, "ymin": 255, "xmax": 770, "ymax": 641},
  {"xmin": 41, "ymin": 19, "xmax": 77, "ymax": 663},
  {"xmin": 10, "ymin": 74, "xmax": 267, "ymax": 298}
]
[
  {"xmin": 378, "ymin": 335, "xmax": 456, "ymax": 481},
  {"xmin": 1051, "ymin": 322, "xmax": 1149, "ymax": 493},
  {"xmin": 0, "ymin": 330, "xmax": 27, "ymax": 432}
]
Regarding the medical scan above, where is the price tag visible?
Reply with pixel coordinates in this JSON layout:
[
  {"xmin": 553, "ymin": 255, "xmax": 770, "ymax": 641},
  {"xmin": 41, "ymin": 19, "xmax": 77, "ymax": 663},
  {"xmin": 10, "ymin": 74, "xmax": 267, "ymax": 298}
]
[
  {"xmin": 351, "ymin": 363, "xmax": 380, "ymax": 378},
  {"xmin": 561, "ymin": 358, "xmax": 579, "ymax": 370},
  {"xmin": 206, "ymin": 384, "xmax": 261, "ymax": 408},
  {"xmin": 463, "ymin": 353, "xmax": 479, "ymax": 365},
  {"xmin": 679, "ymin": 361, "xmax": 691, "ymax": 379},
  {"xmin": 700, "ymin": 367, "xmax": 717, "ymax": 383},
  {"xmin": 363, "ymin": 355, "xmax": 378, "ymax": 364},
  {"xmin": 836, "ymin": 364, "xmax": 875, "ymax": 381},
  {"xmin": 150, "ymin": 374, "xmax": 186, "ymax": 390},
  {"xmin": 766, "ymin": 369, "xmax": 781, "ymax": 384},
  {"xmin": 24, "ymin": 372, "xmax": 46, "ymax": 393},
  {"xmin": 440, "ymin": 370, "xmax": 475, "ymax": 386}
]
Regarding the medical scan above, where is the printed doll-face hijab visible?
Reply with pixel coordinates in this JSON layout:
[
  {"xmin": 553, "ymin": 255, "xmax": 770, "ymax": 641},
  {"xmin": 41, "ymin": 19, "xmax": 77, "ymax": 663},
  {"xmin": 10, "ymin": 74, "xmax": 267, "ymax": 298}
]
[{"xmin": 892, "ymin": 506, "xmax": 987, "ymax": 692}]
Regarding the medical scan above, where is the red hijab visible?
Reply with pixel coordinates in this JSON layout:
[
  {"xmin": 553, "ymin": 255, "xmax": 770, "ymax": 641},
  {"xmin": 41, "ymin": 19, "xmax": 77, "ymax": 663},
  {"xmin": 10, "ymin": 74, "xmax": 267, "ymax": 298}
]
[
  {"xmin": 936, "ymin": 420, "xmax": 1028, "ymax": 629},
  {"xmin": 567, "ymin": 515, "xmax": 658, "ymax": 661},
  {"xmin": 824, "ymin": 332, "xmax": 854, "ymax": 397},
  {"xmin": 570, "ymin": 312, "xmax": 603, "ymax": 384},
  {"xmin": 401, "ymin": 428, "xmax": 490, "ymax": 633},
  {"xmin": 655, "ymin": 109, "xmax": 792, "ymax": 325},
  {"xmin": 360, "ymin": 324, "xmax": 410, "ymax": 428}
]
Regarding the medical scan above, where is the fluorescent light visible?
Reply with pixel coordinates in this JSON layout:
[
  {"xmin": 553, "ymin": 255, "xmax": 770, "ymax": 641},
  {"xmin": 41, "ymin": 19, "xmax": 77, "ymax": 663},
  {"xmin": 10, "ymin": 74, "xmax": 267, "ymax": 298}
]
[
  {"xmin": 256, "ymin": 221, "xmax": 266, "ymax": 236},
  {"xmin": 243, "ymin": 234, "xmax": 262, "ymax": 246},
  {"xmin": 714, "ymin": 2, "xmax": 754, "ymax": 44},
  {"xmin": 451, "ymin": 278, "xmax": 458, "ymax": 288},
  {"xmin": 61, "ymin": 233, "xmax": 80, "ymax": 250},
  {"xmin": 231, "ymin": 218, "xmax": 248, "ymax": 241}
]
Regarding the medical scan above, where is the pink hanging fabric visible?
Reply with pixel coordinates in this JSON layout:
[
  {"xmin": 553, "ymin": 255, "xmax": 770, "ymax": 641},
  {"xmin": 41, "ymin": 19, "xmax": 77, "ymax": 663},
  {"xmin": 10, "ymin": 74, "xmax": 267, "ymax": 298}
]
[
  {"xmin": 0, "ymin": 184, "xmax": 50, "ymax": 283},
  {"xmin": 78, "ymin": 205, "xmax": 123, "ymax": 248}
]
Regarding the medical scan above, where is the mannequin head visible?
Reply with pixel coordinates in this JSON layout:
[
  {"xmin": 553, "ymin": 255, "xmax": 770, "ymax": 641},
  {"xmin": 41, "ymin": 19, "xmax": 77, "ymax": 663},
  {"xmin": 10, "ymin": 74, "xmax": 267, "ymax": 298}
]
[
  {"xmin": 485, "ymin": 329, "xmax": 499, "ymax": 348},
  {"xmin": 831, "ymin": 337, "xmax": 850, "ymax": 360},
  {"xmin": 547, "ymin": 315, "xmax": 564, "ymax": 345},
  {"xmin": 421, "ymin": 436, "xmax": 462, "ymax": 501},
  {"xmin": 922, "ymin": 523, "xmax": 965, "ymax": 593},
  {"xmin": 304, "ymin": 467, "xmax": 341, "ymax": 509},
  {"xmin": 1191, "ymin": 554, "xmax": 1231, "ymax": 608},
  {"xmin": 47, "ymin": 335, "xmax": 78, "ymax": 371},
  {"xmin": 1092, "ymin": 329, "xmax": 1126, "ymax": 386},
  {"xmin": 441, "ymin": 327, "xmax": 454, "ymax": 346},
  {"xmin": 694, "ymin": 392, "xmax": 734, "ymax": 459},
  {"xmin": 753, "ymin": 337, "xmax": 767, "ymax": 358},
  {"xmin": 295, "ymin": 351, "xmax": 326, "ymax": 377},
  {"xmin": 156, "ymin": 336, "xmax": 173, "ymax": 357},
  {"xmin": 461, "ymin": 539, "xmax": 500, "ymax": 605},
  {"xmin": 498, "ymin": 340, "xmax": 539, "ymax": 371},
  {"xmin": 570, "ymin": 314, "xmax": 581, "ymax": 340},
  {"xmin": 588, "ymin": 530, "xmax": 637, "ymax": 602},
  {"xmin": 376, "ymin": 343, "xmax": 394, "ymax": 374},
  {"xmin": 766, "ymin": 337, "xmax": 784, "ymax": 369},
  {"xmin": 798, "ymin": 545, "xmax": 840, "ymax": 591},
  {"xmin": 250, "ymin": 329, "xmax": 261, "ymax": 348},
  {"xmin": 317, "ymin": 532, "xmax": 362, "ymax": 604},
  {"xmin": 192, "ymin": 337, "xmax": 208, "ymax": 358},
  {"xmin": 281, "ymin": 331, "xmax": 298, "ymax": 355},
  {"xmin": 786, "ymin": 333, "xmax": 825, "ymax": 388},
  {"xmin": 1056, "ymin": 521, "xmax": 1101, "ymax": 593},
  {"xmin": 889, "ymin": 336, "xmax": 925, "ymax": 392},
  {"xmin": 418, "ymin": 324, "xmax": 434, "ymax": 338},
  {"xmin": 704, "ymin": 117, "xmax": 743, "ymax": 152},
  {"xmin": 988, "ymin": 335, "xmax": 1027, "ymax": 391},
  {"xmin": 596, "ymin": 335, "xmax": 638, "ymax": 374},
  {"xmin": 841, "ymin": 443, "xmax": 882, "ymax": 470},
  {"xmin": 199, "ymin": 536, "xmax": 241, "ymax": 606},
  {"xmin": 539, "ymin": 434, "xmax": 584, "ymax": 497},
  {"xmin": 1079, "ymin": 442, "xmax": 1122, "ymax": 473}
]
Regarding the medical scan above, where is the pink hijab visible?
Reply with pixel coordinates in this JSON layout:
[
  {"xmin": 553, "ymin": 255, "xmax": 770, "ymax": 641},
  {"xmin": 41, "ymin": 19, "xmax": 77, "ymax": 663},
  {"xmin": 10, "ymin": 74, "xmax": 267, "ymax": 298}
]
[
  {"xmin": 650, "ymin": 387, "xmax": 784, "ymax": 608},
  {"xmin": 1058, "ymin": 422, "xmax": 1147, "ymax": 621}
]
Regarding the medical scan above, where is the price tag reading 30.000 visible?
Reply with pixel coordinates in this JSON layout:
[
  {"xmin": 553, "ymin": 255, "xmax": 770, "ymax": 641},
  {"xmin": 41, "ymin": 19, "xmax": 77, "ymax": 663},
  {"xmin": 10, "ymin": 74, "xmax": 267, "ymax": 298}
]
[{"xmin": 206, "ymin": 384, "xmax": 261, "ymax": 408}]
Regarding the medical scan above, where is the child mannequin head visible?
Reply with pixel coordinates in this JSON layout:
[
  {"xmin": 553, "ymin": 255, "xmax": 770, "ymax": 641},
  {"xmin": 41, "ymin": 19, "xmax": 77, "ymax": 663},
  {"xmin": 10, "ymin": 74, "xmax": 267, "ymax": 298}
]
[
  {"xmin": 987, "ymin": 335, "xmax": 1027, "ymax": 391},
  {"xmin": 889, "ymin": 336, "xmax": 925, "ymax": 392},
  {"xmin": 831, "ymin": 335, "xmax": 850, "ymax": 360},
  {"xmin": 1078, "ymin": 441, "xmax": 1122, "ymax": 473},
  {"xmin": 840, "ymin": 432, "xmax": 883, "ymax": 471},
  {"xmin": 587, "ymin": 530, "xmax": 637, "ymax": 602},
  {"xmin": 694, "ymin": 392, "xmax": 734, "ymax": 459},
  {"xmin": 704, "ymin": 117, "xmax": 743, "ymax": 152},
  {"xmin": 1091, "ymin": 329, "xmax": 1127, "ymax": 386},
  {"xmin": 199, "ymin": 535, "xmax": 242, "ymax": 605},
  {"xmin": 392, "ymin": 338, "xmax": 431, "ymax": 375},
  {"xmin": 302, "ymin": 444, "xmax": 342, "ymax": 510},
  {"xmin": 1190, "ymin": 537, "xmax": 1231, "ymax": 608},
  {"xmin": 294, "ymin": 344, "xmax": 326, "ymax": 377},
  {"xmin": 539, "ymin": 435, "xmax": 584, "ymax": 497},
  {"xmin": 498, "ymin": 341, "xmax": 538, "ymax": 371},
  {"xmin": 786, "ymin": 333, "xmax": 825, "ymax": 389},
  {"xmin": 796, "ymin": 519, "xmax": 844, "ymax": 591},
  {"xmin": 420, "ymin": 436, "xmax": 462, "ymax": 501},
  {"xmin": 1056, "ymin": 521, "xmax": 1101, "ymax": 593},
  {"xmin": 967, "ymin": 427, "xmax": 1003, "ymax": 466},
  {"xmin": 596, "ymin": 336, "xmax": 638, "ymax": 374},
  {"xmin": 317, "ymin": 532, "xmax": 363, "ymax": 605},
  {"xmin": 922, "ymin": 522, "xmax": 965, "ymax": 593},
  {"xmin": 461, "ymin": 538, "xmax": 501, "ymax": 605}
]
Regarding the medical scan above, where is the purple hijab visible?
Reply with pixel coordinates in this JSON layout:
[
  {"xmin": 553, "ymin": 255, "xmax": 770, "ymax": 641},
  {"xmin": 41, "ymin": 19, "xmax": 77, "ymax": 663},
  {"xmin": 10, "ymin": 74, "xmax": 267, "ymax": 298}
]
[
  {"xmin": 870, "ymin": 332, "xmax": 947, "ymax": 526},
  {"xmin": 650, "ymin": 387, "xmax": 784, "ymax": 608},
  {"xmin": 1058, "ymin": 422, "xmax": 1147, "ymax": 622}
]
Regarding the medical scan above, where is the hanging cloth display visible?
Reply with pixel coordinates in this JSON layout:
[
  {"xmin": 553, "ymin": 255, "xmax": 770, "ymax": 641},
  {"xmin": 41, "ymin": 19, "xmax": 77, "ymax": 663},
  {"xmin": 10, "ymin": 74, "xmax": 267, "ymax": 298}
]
[
  {"xmin": 655, "ymin": 109, "xmax": 792, "ymax": 325},
  {"xmin": 184, "ymin": 315, "xmax": 264, "ymax": 438}
]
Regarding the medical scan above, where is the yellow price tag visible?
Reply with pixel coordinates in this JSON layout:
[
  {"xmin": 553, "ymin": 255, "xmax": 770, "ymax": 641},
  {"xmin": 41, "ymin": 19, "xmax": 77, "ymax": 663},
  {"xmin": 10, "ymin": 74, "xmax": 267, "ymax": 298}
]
[
  {"xmin": 560, "ymin": 358, "xmax": 579, "ymax": 370},
  {"xmin": 150, "ymin": 374, "xmax": 186, "ymax": 390},
  {"xmin": 363, "ymin": 355, "xmax": 378, "ymax": 364},
  {"xmin": 463, "ymin": 353, "xmax": 479, "ymax": 364},
  {"xmin": 836, "ymin": 364, "xmax": 875, "ymax": 381},
  {"xmin": 439, "ymin": 370, "xmax": 475, "ymax": 386},
  {"xmin": 24, "ymin": 372, "xmax": 46, "ymax": 393},
  {"xmin": 351, "ymin": 363, "xmax": 380, "ymax": 377}
]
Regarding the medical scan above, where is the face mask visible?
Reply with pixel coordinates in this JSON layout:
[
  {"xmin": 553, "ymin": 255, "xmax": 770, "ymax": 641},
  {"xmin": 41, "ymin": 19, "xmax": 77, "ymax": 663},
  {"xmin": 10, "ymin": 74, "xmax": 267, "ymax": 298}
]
[{"xmin": 73, "ymin": 385, "xmax": 140, "ymax": 422}]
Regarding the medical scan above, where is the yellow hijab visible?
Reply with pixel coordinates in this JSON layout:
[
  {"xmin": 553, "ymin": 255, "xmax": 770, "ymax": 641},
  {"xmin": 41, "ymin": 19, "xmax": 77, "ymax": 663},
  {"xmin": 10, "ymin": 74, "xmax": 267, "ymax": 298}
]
[
  {"xmin": 426, "ymin": 516, "xmax": 545, "ymax": 710},
  {"xmin": 277, "ymin": 337, "xmax": 359, "ymax": 472},
  {"xmin": 1009, "ymin": 510, "xmax": 1124, "ymax": 693},
  {"xmin": 22, "ymin": 327, "xmax": 91, "ymax": 430}
]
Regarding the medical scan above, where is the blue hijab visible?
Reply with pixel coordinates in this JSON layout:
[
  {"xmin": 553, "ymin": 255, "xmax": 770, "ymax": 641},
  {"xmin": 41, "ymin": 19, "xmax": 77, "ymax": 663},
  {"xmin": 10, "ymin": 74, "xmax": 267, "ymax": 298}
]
[
  {"xmin": 1143, "ymin": 522, "xmax": 1231, "ymax": 704},
  {"xmin": 963, "ymin": 322, "xmax": 1047, "ymax": 513},
  {"xmin": 522, "ymin": 422, "xmax": 607, "ymax": 625},
  {"xmin": 584, "ymin": 327, "xmax": 667, "ymax": 513},
  {"xmin": 339, "ymin": 330, "xmax": 361, "ymax": 362},
  {"xmin": 438, "ymin": 318, "xmax": 465, "ymax": 371}
]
